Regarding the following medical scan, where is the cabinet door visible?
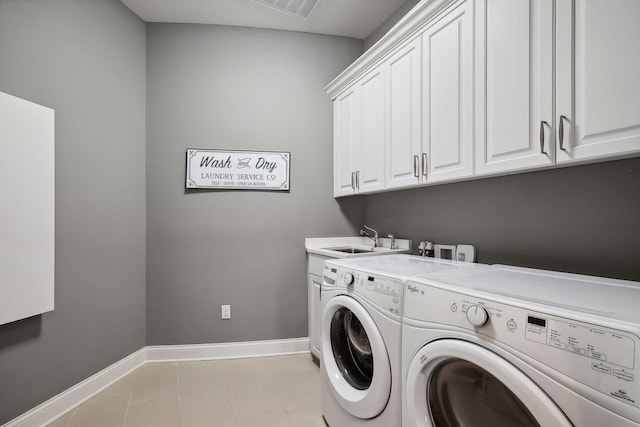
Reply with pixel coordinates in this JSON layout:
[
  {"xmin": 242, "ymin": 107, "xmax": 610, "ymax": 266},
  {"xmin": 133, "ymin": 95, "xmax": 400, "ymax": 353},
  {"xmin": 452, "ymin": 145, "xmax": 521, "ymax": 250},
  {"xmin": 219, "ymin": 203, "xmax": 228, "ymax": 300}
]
[
  {"xmin": 356, "ymin": 67, "xmax": 386, "ymax": 193},
  {"xmin": 475, "ymin": 0, "xmax": 554, "ymax": 175},
  {"xmin": 386, "ymin": 37, "xmax": 423, "ymax": 189},
  {"xmin": 333, "ymin": 89, "xmax": 357, "ymax": 197},
  {"xmin": 556, "ymin": 0, "xmax": 640, "ymax": 163},
  {"xmin": 308, "ymin": 274, "xmax": 322, "ymax": 358},
  {"xmin": 422, "ymin": 0, "xmax": 474, "ymax": 183}
]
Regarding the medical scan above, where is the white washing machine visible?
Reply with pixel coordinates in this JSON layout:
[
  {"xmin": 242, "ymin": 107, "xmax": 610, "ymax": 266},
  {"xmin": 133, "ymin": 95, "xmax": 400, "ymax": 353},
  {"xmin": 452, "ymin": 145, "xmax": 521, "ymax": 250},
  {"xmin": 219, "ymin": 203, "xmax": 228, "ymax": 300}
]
[
  {"xmin": 402, "ymin": 264, "xmax": 640, "ymax": 427},
  {"xmin": 320, "ymin": 255, "xmax": 485, "ymax": 427}
]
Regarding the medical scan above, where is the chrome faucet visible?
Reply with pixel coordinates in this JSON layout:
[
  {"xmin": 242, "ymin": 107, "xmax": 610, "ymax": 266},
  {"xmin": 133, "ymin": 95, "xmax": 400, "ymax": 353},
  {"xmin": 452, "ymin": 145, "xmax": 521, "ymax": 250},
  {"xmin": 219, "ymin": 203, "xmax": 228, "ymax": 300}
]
[
  {"xmin": 360, "ymin": 225, "xmax": 379, "ymax": 247},
  {"xmin": 388, "ymin": 234, "xmax": 396, "ymax": 250}
]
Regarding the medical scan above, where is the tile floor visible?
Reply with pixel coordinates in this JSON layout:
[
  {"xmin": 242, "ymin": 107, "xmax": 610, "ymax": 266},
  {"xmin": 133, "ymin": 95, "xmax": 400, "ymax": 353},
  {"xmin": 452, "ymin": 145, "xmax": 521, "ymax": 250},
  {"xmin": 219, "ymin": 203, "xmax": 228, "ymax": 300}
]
[{"xmin": 47, "ymin": 354, "xmax": 326, "ymax": 427}]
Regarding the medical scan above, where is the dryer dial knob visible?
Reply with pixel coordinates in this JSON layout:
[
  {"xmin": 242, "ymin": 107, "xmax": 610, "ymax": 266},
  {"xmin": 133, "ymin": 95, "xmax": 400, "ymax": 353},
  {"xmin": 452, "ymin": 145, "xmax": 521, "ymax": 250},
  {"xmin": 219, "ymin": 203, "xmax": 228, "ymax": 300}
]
[
  {"xmin": 343, "ymin": 273, "xmax": 354, "ymax": 285},
  {"xmin": 466, "ymin": 304, "xmax": 489, "ymax": 327}
]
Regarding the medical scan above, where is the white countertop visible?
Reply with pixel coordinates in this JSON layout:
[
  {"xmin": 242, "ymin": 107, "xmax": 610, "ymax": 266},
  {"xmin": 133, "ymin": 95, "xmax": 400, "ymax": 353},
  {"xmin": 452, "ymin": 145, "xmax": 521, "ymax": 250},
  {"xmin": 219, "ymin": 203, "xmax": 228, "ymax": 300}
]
[{"xmin": 305, "ymin": 236, "xmax": 412, "ymax": 258}]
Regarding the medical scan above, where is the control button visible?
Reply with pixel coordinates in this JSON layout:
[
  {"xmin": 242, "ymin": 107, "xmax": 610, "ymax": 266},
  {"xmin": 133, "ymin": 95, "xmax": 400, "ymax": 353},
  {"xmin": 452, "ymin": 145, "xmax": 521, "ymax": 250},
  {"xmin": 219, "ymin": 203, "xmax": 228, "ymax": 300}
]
[
  {"xmin": 611, "ymin": 389, "xmax": 635, "ymax": 404},
  {"xmin": 466, "ymin": 304, "xmax": 489, "ymax": 327},
  {"xmin": 550, "ymin": 341, "xmax": 566, "ymax": 350},
  {"xmin": 567, "ymin": 345, "xmax": 585, "ymax": 356},
  {"xmin": 343, "ymin": 273, "xmax": 354, "ymax": 285},
  {"xmin": 592, "ymin": 364, "xmax": 612, "ymax": 375},
  {"xmin": 613, "ymin": 370, "xmax": 635, "ymax": 382},
  {"xmin": 450, "ymin": 303, "xmax": 458, "ymax": 312},
  {"xmin": 507, "ymin": 319, "xmax": 517, "ymax": 331},
  {"xmin": 587, "ymin": 351, "xmax": 607, "ymax": 362}
]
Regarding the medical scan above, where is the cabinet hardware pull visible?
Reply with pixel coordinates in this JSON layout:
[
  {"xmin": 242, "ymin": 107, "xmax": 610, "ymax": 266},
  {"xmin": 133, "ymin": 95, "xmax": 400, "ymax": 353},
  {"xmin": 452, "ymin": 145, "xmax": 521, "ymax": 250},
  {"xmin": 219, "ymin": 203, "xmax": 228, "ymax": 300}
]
[
  {"xmin": 421, "ymin": 153, "xmax": 428, "ymax": 177},
  {"xmin": 540, "ymin": 121, "xmax": 547, "ymax": 154},
  {"xmin": 356, "ymin": 170, "xmax": 360, "ymax": 189},
  {"xmin": 414, "ymin": 155, "xmax": 419, "ymax": 178},
  {"xmin": 351, "ymin": 172, "xmax": 355, "ymax": 190},
  {"xmin": 559, "ymin": 115, "xmax": 567, "ymax": 150}
]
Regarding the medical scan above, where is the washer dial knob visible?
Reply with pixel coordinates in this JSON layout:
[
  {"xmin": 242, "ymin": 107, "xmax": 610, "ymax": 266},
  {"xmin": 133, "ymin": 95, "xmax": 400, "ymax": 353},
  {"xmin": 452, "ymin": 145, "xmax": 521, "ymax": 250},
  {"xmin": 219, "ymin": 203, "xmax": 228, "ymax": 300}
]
[
  {"xmin": 343, "ymin": 272, "xmax": 354, "ymax": 285},
  {"xmin": 466, "ymin": 304, "xmax": 489, "ymax": 327}
]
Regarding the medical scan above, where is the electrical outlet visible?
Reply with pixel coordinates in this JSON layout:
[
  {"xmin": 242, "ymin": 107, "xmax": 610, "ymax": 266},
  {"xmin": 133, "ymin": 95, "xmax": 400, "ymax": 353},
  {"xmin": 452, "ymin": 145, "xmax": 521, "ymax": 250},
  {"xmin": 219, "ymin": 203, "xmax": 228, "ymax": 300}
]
[
  {"xmin": 434, "ymin": 244, "xmax": 457, "ymax": 260},
  {"xmin": 221, "ymin": 304, "xmax": 231, "ymax": 319}
]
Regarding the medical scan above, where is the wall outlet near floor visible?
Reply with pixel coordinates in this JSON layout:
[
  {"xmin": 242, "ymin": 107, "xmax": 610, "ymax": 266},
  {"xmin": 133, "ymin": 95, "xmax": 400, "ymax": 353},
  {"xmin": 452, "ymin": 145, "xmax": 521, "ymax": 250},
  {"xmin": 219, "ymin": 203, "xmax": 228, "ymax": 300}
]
[{"xmin": 221, "ymin": 304, "xmax": 231, "ymax": 319}]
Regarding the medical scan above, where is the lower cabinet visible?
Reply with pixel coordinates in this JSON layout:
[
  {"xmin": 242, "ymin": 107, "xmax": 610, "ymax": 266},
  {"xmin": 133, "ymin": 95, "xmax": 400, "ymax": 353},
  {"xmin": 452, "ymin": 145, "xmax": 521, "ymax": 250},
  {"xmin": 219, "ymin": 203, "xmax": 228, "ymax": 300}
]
[
  {"xmin": 308, "ymin": 273, "xmax": 322, "ymax": 359},
  {"xmin": 307, "ymin": 253, "xmax": 330, "ymax": 359}
]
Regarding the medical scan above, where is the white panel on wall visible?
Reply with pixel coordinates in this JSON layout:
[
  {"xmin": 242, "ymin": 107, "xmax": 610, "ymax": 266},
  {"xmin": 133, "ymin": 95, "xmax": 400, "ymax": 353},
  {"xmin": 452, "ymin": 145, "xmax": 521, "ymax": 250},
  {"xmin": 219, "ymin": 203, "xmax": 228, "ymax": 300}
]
[{"xmin": 0, "ymin": 91, "xmax": 55, "ymax": 325}]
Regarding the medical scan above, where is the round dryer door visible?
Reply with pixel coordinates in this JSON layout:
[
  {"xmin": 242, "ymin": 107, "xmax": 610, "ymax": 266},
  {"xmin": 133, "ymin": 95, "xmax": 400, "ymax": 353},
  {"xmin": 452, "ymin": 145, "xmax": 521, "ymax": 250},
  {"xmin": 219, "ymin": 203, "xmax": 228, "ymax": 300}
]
[
  {"xmin": 321, "ymin": 295, "xmax": 391, "ymax": 419},
  {"xmin": 406, "ymin": 340, "xmax": 573, "ymax": 427}
]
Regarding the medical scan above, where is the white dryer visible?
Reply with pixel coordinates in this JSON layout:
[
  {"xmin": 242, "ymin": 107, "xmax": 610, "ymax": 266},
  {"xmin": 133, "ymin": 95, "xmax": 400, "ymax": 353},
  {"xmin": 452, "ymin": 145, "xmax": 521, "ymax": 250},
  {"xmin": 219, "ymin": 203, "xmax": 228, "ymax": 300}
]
[
  {"xmin": 320, "ymin": 255, "xmax": 484, "ymax": 427},
  {"xmin": 402, "ymin": 265, "xmax": 640, "ymax": 427}
]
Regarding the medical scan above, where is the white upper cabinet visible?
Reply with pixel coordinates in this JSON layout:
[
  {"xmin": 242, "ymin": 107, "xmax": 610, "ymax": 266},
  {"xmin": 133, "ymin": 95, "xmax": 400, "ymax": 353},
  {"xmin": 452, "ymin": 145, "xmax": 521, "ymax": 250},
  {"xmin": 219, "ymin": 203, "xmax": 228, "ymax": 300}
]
[
  {"xmin": 386, "ymin": 37, "xmax": 423, "ymax": 189},
  {"xmin": 556, "ymin": 0, "xmax": 640, "ymax": 163},
  {"xmin": 475, "ymin": 0, "xmax": 554, "ymax": 175},
  {"xmin": 333, "ymin": 68, "xmax": 386, "ymax": 197},
  {"xmin": 386, "ymin": 0, "xmax": 474, "ymax": 189},
  {"xmin": 422, "ymin": 0, "xmax": 474, "ymax": 183},
  {"xmin": 357, "ymin": 67, "xmax": 387, "ymax": 193},
  {"xmin": 333, "ymin": 88, "xmax": 358, "ymax": 197},
  {"xmin": 327, "ymin": 0, "xmax": 640, "ymax": 197}
]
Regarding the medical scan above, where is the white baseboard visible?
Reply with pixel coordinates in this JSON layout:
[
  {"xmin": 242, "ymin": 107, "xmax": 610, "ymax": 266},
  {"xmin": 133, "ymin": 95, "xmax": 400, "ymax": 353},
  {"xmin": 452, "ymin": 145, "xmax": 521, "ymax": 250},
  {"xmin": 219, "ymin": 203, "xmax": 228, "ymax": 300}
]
[
  {"xmin": 146, "ymin": 337, "xmax": 310, "ymax": 362},
  {"xmin": 4, "ymin": 338, "xmax": 310, "ymax": 427},
  {"xmin": 4, "ymin": 348, "xmax": 147, "ymax": 427}
]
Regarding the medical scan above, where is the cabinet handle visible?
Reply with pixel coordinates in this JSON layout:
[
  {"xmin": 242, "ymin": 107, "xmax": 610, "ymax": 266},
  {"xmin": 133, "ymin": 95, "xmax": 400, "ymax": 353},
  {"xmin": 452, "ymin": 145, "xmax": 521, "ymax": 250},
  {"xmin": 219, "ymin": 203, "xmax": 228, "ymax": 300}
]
[
  {"xmin": 356, "ymin": 170, "xmax": 360, "ymax": 189},
  {"xmin": 413, "ymin": 155, "xmax": 419, "ymax": 178},
  {"xmin": 539, "ymin": 121, "xmax": 547, "ymax": 154},
  {"xmin": 351, "ymin": 172, "xmax": 355, "ymax": 190},
  {"xmin": 559, "ymin": 115, "xmax": 567, "ymax": 151},
  {"xmin": 421, "ymin": 153, "xmax": 428, "ymax": 177}
]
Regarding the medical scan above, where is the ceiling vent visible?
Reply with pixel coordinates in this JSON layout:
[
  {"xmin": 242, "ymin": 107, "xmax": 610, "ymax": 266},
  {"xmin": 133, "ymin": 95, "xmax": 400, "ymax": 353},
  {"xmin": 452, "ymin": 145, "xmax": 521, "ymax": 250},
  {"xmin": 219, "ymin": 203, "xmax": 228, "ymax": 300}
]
[{"xmin": 252, "ymin": 0, "xmax": 320, "ymax": 19}]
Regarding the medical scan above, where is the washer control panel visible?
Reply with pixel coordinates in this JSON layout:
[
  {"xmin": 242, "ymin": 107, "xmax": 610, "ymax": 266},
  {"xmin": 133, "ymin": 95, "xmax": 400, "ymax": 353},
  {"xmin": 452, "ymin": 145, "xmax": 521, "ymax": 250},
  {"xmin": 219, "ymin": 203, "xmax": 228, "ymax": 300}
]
[
  {"xmin": 404, "ymin": 281, "xmax": 640, "ymax": 409},
  {"xmin": 324, "ymin": 263, "xmax": 402, "ymax": 316},
  {"xmin": 524, "ymin": 315, "xmax": 635, "ymax": 372}
]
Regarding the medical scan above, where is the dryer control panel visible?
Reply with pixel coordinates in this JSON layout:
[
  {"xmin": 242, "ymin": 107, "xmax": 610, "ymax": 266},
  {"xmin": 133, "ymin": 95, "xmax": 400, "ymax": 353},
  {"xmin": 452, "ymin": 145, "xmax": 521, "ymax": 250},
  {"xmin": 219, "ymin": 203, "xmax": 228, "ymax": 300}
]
[
  {"xmin": 404, "ymin": 281, "xmax": 640, "ymax": 411},
  {"xmin": 325, "ymin": 264, "xmax": 402, "ymax": 316},
  {"xmin": 524, "ymin": 315, "xmax": 635, "ymax": 375}
]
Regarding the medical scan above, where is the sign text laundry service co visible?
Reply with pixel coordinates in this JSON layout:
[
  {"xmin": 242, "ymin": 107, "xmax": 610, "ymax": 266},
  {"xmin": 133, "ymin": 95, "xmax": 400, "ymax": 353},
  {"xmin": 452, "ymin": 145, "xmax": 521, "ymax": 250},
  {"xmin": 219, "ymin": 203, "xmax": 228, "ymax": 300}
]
[{"xmin": 186, "ymin": 149, "xmax": 290, "ymax": 190}]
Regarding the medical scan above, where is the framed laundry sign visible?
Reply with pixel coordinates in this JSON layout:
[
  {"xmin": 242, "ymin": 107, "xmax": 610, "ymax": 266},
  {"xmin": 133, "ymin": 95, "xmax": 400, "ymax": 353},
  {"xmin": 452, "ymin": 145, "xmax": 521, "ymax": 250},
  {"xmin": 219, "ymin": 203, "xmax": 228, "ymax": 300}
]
[{"xmin": 186, "ymin": 149, "xmax": 290, "ymax": 190}]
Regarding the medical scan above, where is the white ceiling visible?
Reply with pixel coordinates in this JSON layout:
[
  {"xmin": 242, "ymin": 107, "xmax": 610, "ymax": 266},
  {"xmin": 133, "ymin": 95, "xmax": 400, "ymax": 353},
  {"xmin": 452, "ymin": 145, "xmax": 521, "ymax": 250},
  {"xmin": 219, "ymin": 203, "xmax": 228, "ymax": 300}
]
[{"xmin": 119, "ymin": 0, "xmax": 410, "ymax": 39}]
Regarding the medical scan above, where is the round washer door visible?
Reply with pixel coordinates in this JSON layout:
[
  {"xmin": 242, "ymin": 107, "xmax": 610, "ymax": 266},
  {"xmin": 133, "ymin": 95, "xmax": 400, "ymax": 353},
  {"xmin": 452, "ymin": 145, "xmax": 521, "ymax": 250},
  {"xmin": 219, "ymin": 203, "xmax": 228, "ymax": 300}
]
[
  {"xmin": 321, "ymin": 294, "xmax": 391, "ymax": 419},
  {"xmin": 406, "ymin": 339, "xmax": 573, "ymax": 427}
]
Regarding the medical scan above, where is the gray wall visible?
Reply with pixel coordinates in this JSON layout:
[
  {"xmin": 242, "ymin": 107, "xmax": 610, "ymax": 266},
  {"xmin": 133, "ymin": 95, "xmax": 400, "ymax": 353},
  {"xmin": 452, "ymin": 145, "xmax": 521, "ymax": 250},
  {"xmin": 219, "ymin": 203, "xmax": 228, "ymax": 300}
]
[
  {"xmin": 364, "ymin": 158, "xmax": 640, "ymax": 281},
  {"xmin": 0, "ymin": 0, "xmax": 637, "ymax": 423},
  {"xmin": 146, "ymin": 24, "xmax": 364, "ymax": 345},
  {"xmin": 0, "ymin": 0, "xmax": 146, "ymax": 423},
  {"xmin": 365, "ymin": 0, "xmax": 422, "ymax": 50}
]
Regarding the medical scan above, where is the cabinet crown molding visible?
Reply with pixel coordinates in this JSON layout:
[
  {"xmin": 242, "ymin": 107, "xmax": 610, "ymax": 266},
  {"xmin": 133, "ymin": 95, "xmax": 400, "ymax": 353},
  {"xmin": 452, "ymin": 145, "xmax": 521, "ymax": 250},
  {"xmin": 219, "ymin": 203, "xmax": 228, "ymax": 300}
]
[{"xmin": 324, "ymin": 0, "xmax": 457, "ymax": 99}]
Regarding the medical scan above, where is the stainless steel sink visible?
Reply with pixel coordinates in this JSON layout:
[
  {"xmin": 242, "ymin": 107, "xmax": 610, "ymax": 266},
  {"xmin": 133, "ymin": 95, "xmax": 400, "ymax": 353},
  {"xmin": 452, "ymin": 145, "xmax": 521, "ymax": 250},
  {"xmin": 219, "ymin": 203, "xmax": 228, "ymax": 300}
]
[{"xmin": 325, "ymin": 247, "xmax": 374, "ymax": 254}]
